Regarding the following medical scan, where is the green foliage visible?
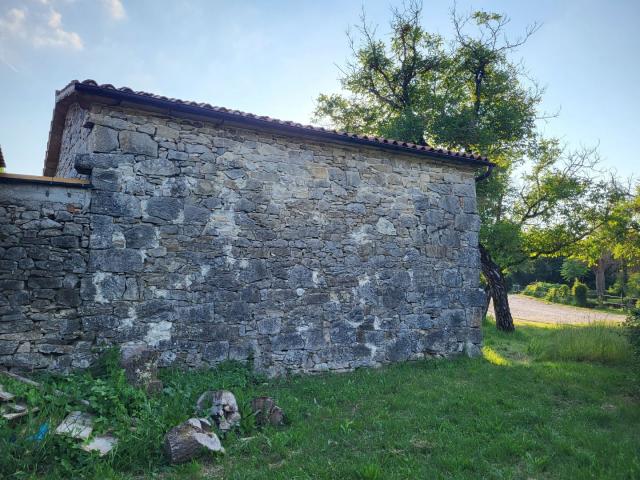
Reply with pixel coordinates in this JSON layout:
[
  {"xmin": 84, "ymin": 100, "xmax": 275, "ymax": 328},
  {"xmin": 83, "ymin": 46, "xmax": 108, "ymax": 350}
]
[
  {"xmin": 624, "ymin": 309, "xmax": 640, "ymax": 362},
  {"xmin": 2, "ymin": 322, "xmax": 640, "ymax": 479},
  {"xmin": 626, "ymin": 272, "xmax": 640, "ymax": 298},
  {"xmin": 523, "ymin": 282, "xmax": 568, "ymax": 301},
  {"xmin": 608, "ymin": 279, "xmax": 624, "ymax": 296},
  {"xmin": 313, "ymin": 2, "xmax": 621, "ymax": 319},
  {"xmin": 544, "ymin": 284, "xmax": 571, "ymax": 303},
  {"xmin": 572, "ymin": 279, "xmax": 589, "ymax": 307},
  {"xmin": 0, "ymin": 357, "xmax": 262, "ymax": 479},
  {"xmin": 528, "ymin": 323, "xmax": 633, "ymax": 365},
  {"xmin": 561, "ymin": 258, "xmax": 588, "ymax": 283}
]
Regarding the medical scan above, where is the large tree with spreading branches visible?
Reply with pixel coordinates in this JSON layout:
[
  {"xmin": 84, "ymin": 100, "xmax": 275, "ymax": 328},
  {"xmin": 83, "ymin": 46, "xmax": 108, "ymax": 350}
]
[{"xmin": 314, "ymin": 2, "xmax": 618, "ymax": 331}]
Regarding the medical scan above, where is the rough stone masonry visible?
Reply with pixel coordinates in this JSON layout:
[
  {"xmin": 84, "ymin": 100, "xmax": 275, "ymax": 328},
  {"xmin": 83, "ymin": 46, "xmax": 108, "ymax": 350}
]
[{"xmin": 0, "ymin": 80, "xmax": 491, "ymax": 376}]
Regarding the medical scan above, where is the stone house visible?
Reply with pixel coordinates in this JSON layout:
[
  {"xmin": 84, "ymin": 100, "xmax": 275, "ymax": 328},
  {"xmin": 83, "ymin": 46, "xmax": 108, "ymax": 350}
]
[{"xmin": 0, "ymin": 80, "xmax": 491, "ymax": 375}]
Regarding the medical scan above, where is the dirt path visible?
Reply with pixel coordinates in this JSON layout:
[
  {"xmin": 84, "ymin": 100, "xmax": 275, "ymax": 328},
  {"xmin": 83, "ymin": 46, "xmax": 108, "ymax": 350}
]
[{"xmin": 490, "ymin": 294, "xmax": 627, "ymax": 325}]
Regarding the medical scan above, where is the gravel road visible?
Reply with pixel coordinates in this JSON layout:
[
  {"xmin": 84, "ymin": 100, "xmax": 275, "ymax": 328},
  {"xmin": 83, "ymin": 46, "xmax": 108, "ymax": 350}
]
[{"xmin": 490, "ymin": 294, "xmax": 627, "ymax": 325}]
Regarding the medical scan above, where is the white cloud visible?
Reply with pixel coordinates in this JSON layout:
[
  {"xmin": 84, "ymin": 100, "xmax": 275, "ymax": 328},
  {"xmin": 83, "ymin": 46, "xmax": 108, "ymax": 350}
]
[
  {"xmin": 32, "ymin": 9, "xmax": 83, "ymax": 49},
  {"xmin": 0, "ymin": 5, "xmax": 83, "ymax": 51},
  {"xmin": 102, "ymin": 0, "xmax": 126, "ymax": 20},
  {"xmin": 0, "ymin": 8, "xmax": 27, "ymax": 37}
]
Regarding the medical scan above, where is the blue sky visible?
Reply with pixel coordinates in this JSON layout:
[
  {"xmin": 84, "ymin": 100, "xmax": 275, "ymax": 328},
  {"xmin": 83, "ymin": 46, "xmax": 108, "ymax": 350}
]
[{"xmin": 0, "ymin": 0, "xmax": 638, "ymax": 178}]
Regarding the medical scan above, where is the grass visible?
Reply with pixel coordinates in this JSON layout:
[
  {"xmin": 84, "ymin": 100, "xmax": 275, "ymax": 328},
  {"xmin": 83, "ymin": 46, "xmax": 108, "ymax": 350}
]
[
  {"xmin": 528, "ymin": 322, "xmax": 634, "ymax": 364},
  {"xmin": 1, "ymin": 319, "xmax": 639, "ymax": 479}
]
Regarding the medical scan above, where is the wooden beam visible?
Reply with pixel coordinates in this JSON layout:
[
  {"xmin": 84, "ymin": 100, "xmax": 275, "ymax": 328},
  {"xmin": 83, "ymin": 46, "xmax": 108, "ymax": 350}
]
[{"xmin": 0, "ymin": 173, "xmax": 91, "ymax": 187}]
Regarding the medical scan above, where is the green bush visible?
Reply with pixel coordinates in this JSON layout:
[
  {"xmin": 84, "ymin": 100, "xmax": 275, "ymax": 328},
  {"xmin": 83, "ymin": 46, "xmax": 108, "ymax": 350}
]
[
  {"xmin": 524, "ymin": 282, "xmax": 572, "ymax": 304},
  {"xmin": 528, "ymin": 323, "xmax": 633, "ymax": 365},
  {"xmin": 572, "ymin": 280, "xmax": 588, "ymax": 307},
  {"xmin": 627, "ymin": 272, "xmax": 640, "ymax": 298},
  {"xmin": 523, "ymin": 281, "xmax": 559, "ymax": 299},
  {"xmin": 558, "ymin": 284, "xmax": 570, "ymax": 298},
  {"xmin": 544, "ymin": 287, "xmax": 558, "ymax": 302},
  {"xmin": 624, "ymin": 308, "xmax": 640, "ymax": 361}
]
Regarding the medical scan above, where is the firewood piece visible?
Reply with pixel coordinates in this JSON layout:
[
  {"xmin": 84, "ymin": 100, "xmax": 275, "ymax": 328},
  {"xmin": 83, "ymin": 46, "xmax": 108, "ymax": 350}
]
[
  {"xmin": 196, "ymin": 390, "xmax": 241, "ymax": 432},
  {"xmin": 0, "ymin": 385, "xmax": 15, "ymax": 402},
  {"xmin": 164, "ymin": 418, "xmax": 224, "ymax": 464},
  {"xmin": 2, "ymin": 407, "xmax": 39, "ymax": 421},
  {"xmin": 251, "ymin": 396, "xmax": 285, "ymax": 426}
]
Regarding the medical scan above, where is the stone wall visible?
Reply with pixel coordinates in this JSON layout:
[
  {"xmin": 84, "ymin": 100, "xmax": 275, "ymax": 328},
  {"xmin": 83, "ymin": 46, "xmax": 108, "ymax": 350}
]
[
  {"xmin": 1, "ymin": 101, "xmax": 484, "ymax": 375},
  {"xmin": 56, "ymin": 103, "xmax": 90, "ymax": 179},
  {"xmin": 0, "ymin": 181, "xmax": 91, "ymax": 370}
]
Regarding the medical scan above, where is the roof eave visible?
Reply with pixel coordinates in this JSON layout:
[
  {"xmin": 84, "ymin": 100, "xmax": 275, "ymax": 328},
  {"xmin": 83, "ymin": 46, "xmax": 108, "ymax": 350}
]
[{"xmin": 43, "ymin": 82, "xmax": 494, "ymax": 176}]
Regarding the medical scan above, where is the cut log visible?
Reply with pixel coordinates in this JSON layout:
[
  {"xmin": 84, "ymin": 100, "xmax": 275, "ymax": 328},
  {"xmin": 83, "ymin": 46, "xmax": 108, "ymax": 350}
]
[
  {"xmin": 2, "ymin": 407, "xmax": 39, "ymax": 421},
  {"xmin": 196, "ymin": 390, "xmax": 241, "ymax": 432},
  {"xmin": 164, "ymin": 418, "xmax": 224, "ymax": 464},
  {"xmin": 0, "ymin": 384, "xmax": 15, "ymax": 402},
  {"xmin": 251, "ymin": 396, "xmax": 285, "ymax": 426}
]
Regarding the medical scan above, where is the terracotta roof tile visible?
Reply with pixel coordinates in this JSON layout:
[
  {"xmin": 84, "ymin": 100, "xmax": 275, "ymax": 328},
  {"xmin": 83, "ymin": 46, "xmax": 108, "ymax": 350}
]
[{"xmin": 44, "ymin": 79, "xmax": 491, "ymax": 176}]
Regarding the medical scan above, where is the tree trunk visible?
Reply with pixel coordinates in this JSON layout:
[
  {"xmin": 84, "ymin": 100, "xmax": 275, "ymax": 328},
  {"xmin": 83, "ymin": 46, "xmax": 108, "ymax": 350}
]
[
  {"xmin": 595, "ymin": 260, "xmax": 606, "ymax": 304},
  {"xmin": 482, "ymin": 282, "xmax": 491, "ymax": 319},
  {"xmin": 479, "ymin": 243, "xmax": 515, "ymax": 332},
  {"xmin": 595, "ymin": 251, "xmax": 615, "ymax": 305}
]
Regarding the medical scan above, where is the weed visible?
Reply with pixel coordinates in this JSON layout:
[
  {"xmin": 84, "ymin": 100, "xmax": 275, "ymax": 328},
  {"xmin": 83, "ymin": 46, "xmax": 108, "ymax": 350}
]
[
  {"xmin": 1, "ymin": 322, "xmax": 638, "ymax": 479},
  {"xmin": 529, "ymin": 323, "xmax": 633, "ymax": 364}
]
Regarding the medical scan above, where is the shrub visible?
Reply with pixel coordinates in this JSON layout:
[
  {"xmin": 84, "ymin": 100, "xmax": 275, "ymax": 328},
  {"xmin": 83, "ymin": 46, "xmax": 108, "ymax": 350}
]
[
  {"xmin": 528, "ymin": 323, "xmax": 633, "ymax": 365},
  {"xmin": 558, "ymin": 284, "xmax": 570, "ymax": 298},
  {"xmin": 524, "ymin": 282, "xmax": 571, "ymax": 304},
  {"xmin": 624, "ymin": 308, "xmax": 640, "ymax": 361},
  {"xmin": 627, "ymin": 272, "xmax": 640, "ymax": 298},
  {"xmin": 523, "ymin": 282, "xmax": 558, "ymax": 298},
  {"xmin": 572, "ymin": 279, "xmax": 588, "ymax": 307},
  {"xmin": 544, "ymin": 287, "xmax": 558, "ymax": 302},
  {"xmin": 560, "ymin": 258, "xmax": 588, "ymax": 283}
]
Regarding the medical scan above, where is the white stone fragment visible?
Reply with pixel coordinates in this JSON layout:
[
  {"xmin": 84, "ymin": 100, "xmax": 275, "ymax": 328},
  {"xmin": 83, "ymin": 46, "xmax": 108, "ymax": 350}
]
[
  {"xmin": 82, "ymin": 435, "xmax": 118, "ymax": 456},
  {"xmin": 55, "ymin": 411, "xmax": 94, "ymax": 440}
]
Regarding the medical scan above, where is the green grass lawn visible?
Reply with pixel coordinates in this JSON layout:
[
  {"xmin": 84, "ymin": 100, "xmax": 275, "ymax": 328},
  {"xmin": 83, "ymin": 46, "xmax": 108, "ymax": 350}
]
[{"xmin": 1, "ymin": 319, "xmax": 639, "ymax": 479}]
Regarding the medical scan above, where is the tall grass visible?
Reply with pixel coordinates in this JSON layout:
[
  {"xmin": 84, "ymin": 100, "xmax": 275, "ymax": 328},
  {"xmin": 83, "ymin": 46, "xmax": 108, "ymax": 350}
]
[{"xmin": 528, "ymin": 322, "xmax": 633, "ymax": 365}]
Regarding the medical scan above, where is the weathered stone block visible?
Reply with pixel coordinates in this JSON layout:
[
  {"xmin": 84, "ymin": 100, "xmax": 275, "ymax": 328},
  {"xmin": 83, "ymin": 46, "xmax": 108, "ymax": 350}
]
[
  {"xmin": 124, "ymin": 225, "xmax": 156, "ymax": 249},
  {"xmin": 91, "ymin": 192, "xmax": 141, "ymax": 218},
  {"xmin": 89, "ymin": 125, "xmax": 119, "ymax": 153},
  {"xmin": 119, "ymin": 130, "xmax": 158, "ymax": 157},
  {"xmin": 144, "ymin": 197, "xmax": 183, "ymax": 221},
  {"xmin": 89, "ymin": 249, "xmax": 143, "ymax": 273}
]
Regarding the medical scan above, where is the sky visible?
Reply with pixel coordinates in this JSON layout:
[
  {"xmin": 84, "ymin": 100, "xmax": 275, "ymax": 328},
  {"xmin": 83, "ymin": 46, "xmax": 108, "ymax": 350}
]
[{"xmin": 0, "ymin": 0, "xmax": 638, "ymax": 178}]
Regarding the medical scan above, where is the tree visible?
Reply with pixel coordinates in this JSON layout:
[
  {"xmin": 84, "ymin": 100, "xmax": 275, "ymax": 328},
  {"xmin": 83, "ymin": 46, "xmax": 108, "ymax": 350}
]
[
  {"xmin": 560, "ymin": 258, "xmax": 588, "ymax": 284},
  {"xmin": 572, "ymin": 184, "xmax": 640, "ymax": 301},
  {"xmin": 314, "ymin": 2, "xmax": 618, "ymax": 331}
]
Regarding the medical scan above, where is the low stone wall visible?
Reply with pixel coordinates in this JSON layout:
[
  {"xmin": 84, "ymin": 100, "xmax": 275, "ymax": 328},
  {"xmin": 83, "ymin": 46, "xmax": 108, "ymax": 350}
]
[
  {"xmin": 0, "ymin": 181, "xmax": 91, "ymax": 370},
  {"xmin": 1, "ymin": 101, "xmax": 484, "ymax": 376}
]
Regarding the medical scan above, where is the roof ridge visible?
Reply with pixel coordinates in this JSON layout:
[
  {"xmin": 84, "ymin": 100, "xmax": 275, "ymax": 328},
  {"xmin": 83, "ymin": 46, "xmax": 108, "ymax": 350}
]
[{"xmin": 61, "ymin": 79, "xmax": 487, "ymax": 162}]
